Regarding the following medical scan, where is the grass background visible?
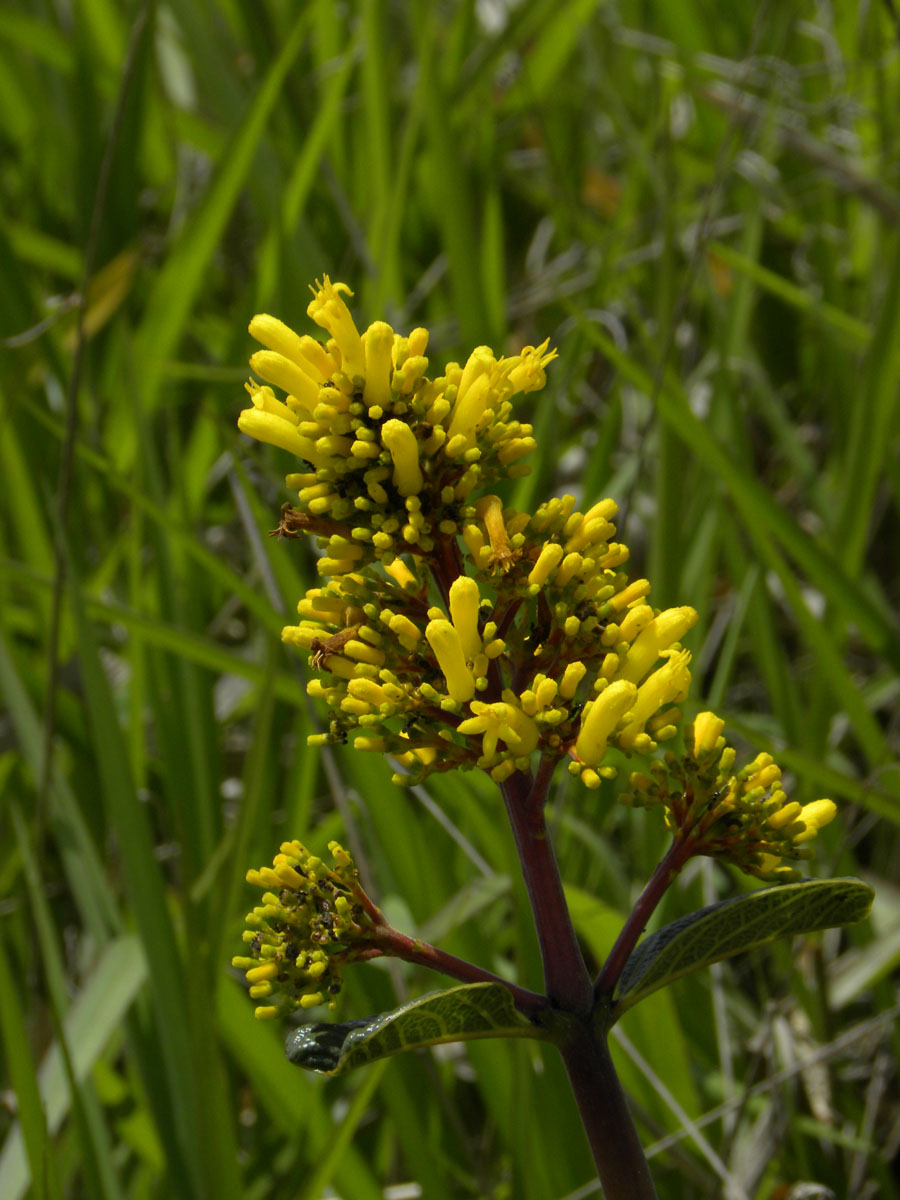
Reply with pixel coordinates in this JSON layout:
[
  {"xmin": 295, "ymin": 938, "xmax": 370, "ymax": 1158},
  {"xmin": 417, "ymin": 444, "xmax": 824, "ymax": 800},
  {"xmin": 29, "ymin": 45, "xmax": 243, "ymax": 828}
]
[{"xmin": 1, "ymin": 1, "xmax": 899, "ymax": 1197}]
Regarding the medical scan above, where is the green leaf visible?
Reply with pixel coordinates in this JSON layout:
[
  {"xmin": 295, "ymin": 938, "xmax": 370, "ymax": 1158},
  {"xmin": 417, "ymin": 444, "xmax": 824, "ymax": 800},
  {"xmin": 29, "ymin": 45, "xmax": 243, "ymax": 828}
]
[
  {"xmin": 611, "ymin": 879, "xmax": 874, "ymax": 1020},
  {"xmin": 0, "ymin": 937, "xmax": 146, "ymax": 1200},
  {"xmin": 285, "ymin": 983, "xmax": 551, "ymax": 1076}
]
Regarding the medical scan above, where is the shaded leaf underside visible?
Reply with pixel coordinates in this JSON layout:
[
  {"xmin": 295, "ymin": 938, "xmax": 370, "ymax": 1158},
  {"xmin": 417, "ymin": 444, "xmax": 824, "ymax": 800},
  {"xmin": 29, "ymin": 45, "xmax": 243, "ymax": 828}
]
[{"xmin": 285, "ymin": 982, "xmax": 551, "ymax": 1075}]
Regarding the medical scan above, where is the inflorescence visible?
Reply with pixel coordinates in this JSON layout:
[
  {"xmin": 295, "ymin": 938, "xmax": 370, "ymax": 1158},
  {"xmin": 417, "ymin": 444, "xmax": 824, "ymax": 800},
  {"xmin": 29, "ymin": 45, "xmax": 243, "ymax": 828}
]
[
  {"xmin": 235, "ymin": 278, "xmax": 837, "ymax": 1014},
  {"xmin": 232, "ymin": 840, "xmax": 377, "ymax": 1019},
  {"xmin": 622, "ymin": 713, "xmax": 837, "ymax": 879}
]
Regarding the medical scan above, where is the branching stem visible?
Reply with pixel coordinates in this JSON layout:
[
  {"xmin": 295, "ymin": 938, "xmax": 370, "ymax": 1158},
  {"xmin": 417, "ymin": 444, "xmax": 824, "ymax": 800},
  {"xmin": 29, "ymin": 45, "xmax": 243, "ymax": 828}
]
[
  {"xmin": 500, "ymin": 766, "xmax": 593, "ymax": 1014},
  {"xmin": 369, "ymin": 923, "xmax": 548, "ymax": 1016},
  {"xmin": 594, "ymin": 834, "xmax": 692, "ymax": 1000}
]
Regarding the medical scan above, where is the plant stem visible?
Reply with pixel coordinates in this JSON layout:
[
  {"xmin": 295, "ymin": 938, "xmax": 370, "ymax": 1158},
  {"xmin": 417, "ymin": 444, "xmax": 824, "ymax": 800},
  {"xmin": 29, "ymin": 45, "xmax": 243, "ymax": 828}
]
[
  {"xmin": 369, "ymin": 924, "xmax": 548, "ymax": 1017},
  {"xmin": 501, "ymin": 766, "xmax": 593, "ymax": 1013},
  {"xmin": 594, "ymin": 835, "xmax": 692, "ymax": 1000},
  {"xmin": 502, "ymin": 760, "xmax": 659, "ymax": 1194},
  {"xmin": 560, "ymin": 1021, "xmax": 659, "ymax": 1200}
]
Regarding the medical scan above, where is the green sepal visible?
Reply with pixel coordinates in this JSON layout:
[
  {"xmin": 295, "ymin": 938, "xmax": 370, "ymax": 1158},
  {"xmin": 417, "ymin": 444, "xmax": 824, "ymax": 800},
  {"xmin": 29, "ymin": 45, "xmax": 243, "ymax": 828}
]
[
  {"xmin": 285, "ymin": 982, "xmax": 552, "ymax": 1075},
  {"xmin": 608, "ymin": 878, "xmax": 873, "ymax": 1022}
]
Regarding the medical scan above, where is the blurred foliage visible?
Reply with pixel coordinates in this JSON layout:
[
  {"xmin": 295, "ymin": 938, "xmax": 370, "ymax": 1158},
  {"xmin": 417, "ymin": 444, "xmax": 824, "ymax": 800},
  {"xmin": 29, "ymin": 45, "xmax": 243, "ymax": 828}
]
[{"xmin": 1, "ymin": 1, "xmax": 899, "ymax": 1198}]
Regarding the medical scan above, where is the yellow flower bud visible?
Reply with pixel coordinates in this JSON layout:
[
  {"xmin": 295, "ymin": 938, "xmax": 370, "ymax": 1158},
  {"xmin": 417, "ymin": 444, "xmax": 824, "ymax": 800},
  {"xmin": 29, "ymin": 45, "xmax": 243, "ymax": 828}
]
[
  {"xmin": 692, "ymin": 711, "xmax": 725, "ymax": 757},
  {"xmin": 449, "ymin": 576, "xmax": 483, "ymax": 660},
  {"xmin": 559, "ymin": 661, "xmax": 587, "ymax": 700},
  {"xmin": 528, "ymin": 542, "xmax": 564, "ymax": 587},
  {"xmin": 426, "ymin": 619, "xmax": 476, "ymax": 702},
  {"xmin": 363, "ymin": 321, "xmax": 395, "ymax": 409},
  {"xmin": 245, "ymin": 962, "xmax": 279, "ymax": 984},
  {"xmin": 766, "ymin": 800, "xmax": 802, "ymax": 831},
  {"xmin": 609, "ymin": 579, "xmax": 652, "ymax": 613},
  {"xmin": 793, "ymin": 799, "xmax": 837, "ymax": 844},
  {"xmin": 575, "ymin": 680, "xmax": 638, "ymax": 766},
  {"xmin": 381, "ymin": 419, "xmax": 423, "ymax": 496},
  {"xmin": 347, "ymin": 678, "xmax": 389, "ymax": 706},
  {"xmin": 388, "ymin": 612, "xmax": 422, "ymax": 648}
]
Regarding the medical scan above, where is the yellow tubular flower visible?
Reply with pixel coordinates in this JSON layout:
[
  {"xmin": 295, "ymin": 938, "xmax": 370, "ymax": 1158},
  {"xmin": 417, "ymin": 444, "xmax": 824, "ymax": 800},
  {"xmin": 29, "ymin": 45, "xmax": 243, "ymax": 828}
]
[
  {"xmin": 307, "ymin": 277, "xmax": 366, "ymax": 379},
  {"xmin": 249, "ymin": 314, "xmax": 322, "ymax": 373},
  {"xmin": 457, "ymin": 701, "xmax": 539, "ymax": 759},
  {"xmin": 528, "ymin": 542, "xmax": 565, "ymax": 588},
  {"xmin": 617, "ymin": 650, "xmax": 691, "ymax": 750},
  {"xmin": 363, "ymin": 321, "xmax": 395, "ymax": 410},
  {"xmin": 793, "ymin": 799, "xmax": 837, "ymax": 844},
  {"xmin": 425, "ymin": 619, "xmax": 476, "ymax": 702},
  {"xmin": 449, "ymin": 576, "xmax": 483, "ymax": 660},
  {"xmin": 506, "ymin": 339, "xmax": 558, "ymax": 392},
  {"xmin": 245, "ymin": 382, "xmax": 300, "ymax": 425},
  {"xmin": 608, "ymin": 579, "xmax": 652, "ymax": 613},
  {"xmin": 576, "ymin": 680, "xmax": 638, "ymax": 766},
  {"xmin": 496, "ymin": 703, "xmax": 540, "ymax": 755},
  {"xmin": 477, "ymin": 495, "xmax": 516, "ymax": 570},
  {"xmin": 766, "ymin": 801, "xmax": 802, "ymax": 831},
  {"xmin": 447, "ymin": 374, "xmax": 492, "ymax": 445},
  {"xmin": 237, "ymin": 408, "xmax": 322, "ymax": 462},
  {"xmin": 249, "ymin": 350, "xmax": 320, "ymax": 411},
  {"xmin": 456, "ymin": 346, "xmax": 495, "ymax": 405},
  {"xmin": 559, "ymin": 661, "xmax": 588, "ymax": 700},
  {"xmin": 618, "ymin": 606, "xmax": 698, "ymax": 684},
  {"xmin": 692, "ymin": 711, "xmax": 725, "ymax": 757},
  {"xmin": 381, "ymin": 419, "xmax": 424, "ymax": 497}
]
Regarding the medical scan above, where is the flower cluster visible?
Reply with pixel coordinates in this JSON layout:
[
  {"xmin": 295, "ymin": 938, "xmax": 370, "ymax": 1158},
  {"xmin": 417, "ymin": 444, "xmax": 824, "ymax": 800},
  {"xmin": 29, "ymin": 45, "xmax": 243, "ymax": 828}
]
[
  {"xmin": 234, "ymin": 279, "xmax": 840, "ymax": 1026},
  {"xmin": 239, "ymin": 279, "xmax": 699, "ymax": 788},
  {"xmin": 621, "ymin": 712, "xmax": 837, "ymax": 879},
  {"xmin": 240, "ymin": 277, "xmax": 553, "ymax": 572},
  {"xmin": 232, "ymin": 840, "xmax": 376, "ymax": 1018}
]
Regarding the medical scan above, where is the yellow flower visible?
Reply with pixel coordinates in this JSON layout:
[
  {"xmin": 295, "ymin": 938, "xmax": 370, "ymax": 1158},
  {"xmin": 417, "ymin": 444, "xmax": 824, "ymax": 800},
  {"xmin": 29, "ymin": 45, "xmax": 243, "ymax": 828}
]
[
  {"xmin": 575, "ymin": 680, "xmax": 638, "ymax": 766},
  {"xmin": 617, "ymin": 649, "xmax": 691, "ymax": 753},
  {"xmin": 692, "ymin": 711, "xmax": 725, "ymax": 757},
  {"xmin": 793, "ymin": 799, "xmax": 837, "ymax": 844},
  {"xmin": 307, "ymin": 277, "xmax": 366, "ymax": 380},
  {"xmin": 425, "ymin": 619, "xmax": 476, "ymax": 703},
  {"xmin": 616, "ymin": 607, "xmax": 698, "ymax": 684}
]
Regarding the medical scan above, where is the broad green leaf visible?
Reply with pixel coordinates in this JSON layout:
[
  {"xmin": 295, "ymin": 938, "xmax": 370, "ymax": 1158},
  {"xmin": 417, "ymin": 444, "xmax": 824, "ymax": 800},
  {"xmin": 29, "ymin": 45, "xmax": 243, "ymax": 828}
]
[
  {"xmin": 286, "ymin": 983, "xmax": 552, "ymax": 1076},
  {"xmin": 611, "ymin": 878, "xmax": 874, "ymax": 1020}
]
